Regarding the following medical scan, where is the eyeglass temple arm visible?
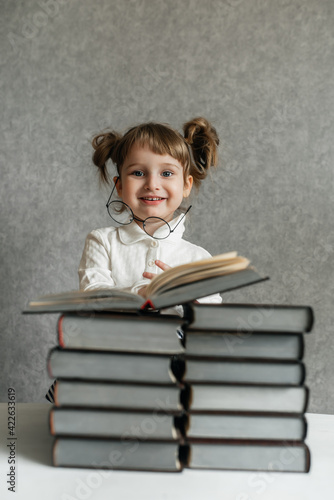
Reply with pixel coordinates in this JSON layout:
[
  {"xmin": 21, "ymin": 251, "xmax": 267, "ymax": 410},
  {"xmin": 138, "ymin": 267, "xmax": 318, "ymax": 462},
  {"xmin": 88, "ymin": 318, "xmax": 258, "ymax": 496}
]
[
  {"xmin": 106, "ymin": 177, "xmax": 119, "ymax": 207},
  {"xmin": 171, "ymin": 205, "xmax": 192, "ymax": 232}
]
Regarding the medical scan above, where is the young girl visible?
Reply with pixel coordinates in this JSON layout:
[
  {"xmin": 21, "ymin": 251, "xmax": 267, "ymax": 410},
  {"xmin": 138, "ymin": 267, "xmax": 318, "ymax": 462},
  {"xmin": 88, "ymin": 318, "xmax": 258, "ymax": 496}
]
[
  {"xmin": 78, "ymin": 116, "xmax": 222, "ymax": 304},
  {"xmin": 45, "ymin": 117, "xmax": 222, "ymax": 402}
]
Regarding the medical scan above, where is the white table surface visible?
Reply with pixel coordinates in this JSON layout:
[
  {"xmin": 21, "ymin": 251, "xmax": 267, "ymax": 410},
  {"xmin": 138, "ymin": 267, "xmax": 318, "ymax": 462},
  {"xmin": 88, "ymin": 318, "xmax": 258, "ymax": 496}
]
[{"xmin": 0, "ymin": 403, "xmax": 333, "ymax": 500}]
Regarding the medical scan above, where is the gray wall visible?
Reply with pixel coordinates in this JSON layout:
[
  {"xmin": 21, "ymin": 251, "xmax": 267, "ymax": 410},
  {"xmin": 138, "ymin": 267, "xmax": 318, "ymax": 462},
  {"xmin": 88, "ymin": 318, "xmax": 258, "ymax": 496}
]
[{"xmin": 1, "ymin": 0, "xmax": 333, "ymax": 412}]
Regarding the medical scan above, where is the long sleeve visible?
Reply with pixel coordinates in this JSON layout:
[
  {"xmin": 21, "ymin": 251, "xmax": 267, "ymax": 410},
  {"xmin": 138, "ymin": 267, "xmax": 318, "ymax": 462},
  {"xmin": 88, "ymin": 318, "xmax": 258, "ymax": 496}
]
[
  {"xmin": 78, "ymin": 231, "xmax": 116, "ymax": 291},
  {"xmin": 78, "ymin": 228, "xmax": 151, "ymax": 294}
]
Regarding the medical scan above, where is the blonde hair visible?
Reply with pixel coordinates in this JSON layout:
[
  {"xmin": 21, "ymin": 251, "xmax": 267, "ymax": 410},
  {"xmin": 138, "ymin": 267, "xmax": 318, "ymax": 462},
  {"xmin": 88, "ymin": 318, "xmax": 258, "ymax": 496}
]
[{"xmin": 92, "ymin": 117, "xmax": 219, "ymax": 189}]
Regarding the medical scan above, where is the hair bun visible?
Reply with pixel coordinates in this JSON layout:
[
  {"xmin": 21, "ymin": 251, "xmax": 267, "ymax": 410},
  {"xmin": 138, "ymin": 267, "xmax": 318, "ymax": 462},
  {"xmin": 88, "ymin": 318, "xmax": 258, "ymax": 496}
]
[
  {"xmin": 183, "ymin": 117, "xmax": 219, "ymax": 188},
  {"xmin": 92, "ymin": 131, "xmax": 122, "ymax": 184}
]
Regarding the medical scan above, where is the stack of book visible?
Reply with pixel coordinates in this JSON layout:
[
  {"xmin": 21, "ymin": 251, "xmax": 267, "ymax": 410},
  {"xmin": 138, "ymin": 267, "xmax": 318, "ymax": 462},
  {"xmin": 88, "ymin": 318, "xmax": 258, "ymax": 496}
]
[
  {"xmin": 47, "ymin": 311, "xmax": 189, "ymax": 471},
  {"xmin": 179, "ymin": 302, "xmax": 313, "ymax": 472},
  {"xmin": 25, "ymin": 252, "xmax": 313, "ymax": 472}
]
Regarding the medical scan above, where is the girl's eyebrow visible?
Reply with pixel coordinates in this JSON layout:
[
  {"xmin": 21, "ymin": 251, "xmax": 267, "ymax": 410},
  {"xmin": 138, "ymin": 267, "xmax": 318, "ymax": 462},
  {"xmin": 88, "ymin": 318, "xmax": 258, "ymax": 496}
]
[
  {"xmin": 124, "ymin": 163, "xmax": 147, "ymax": 171},
  {"xmin": 161, "ymin": 162, "xmax": 182, "ymax": 168},
  {"xmin": 125, "ymin": 162, "xmax": 182, "ymax": 170}
]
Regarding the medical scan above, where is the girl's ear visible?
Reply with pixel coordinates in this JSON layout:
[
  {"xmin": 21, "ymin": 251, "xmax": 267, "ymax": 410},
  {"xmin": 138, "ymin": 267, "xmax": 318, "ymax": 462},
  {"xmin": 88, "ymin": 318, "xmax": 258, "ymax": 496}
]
[
  {"xmin": 183, "ymin": 175, "xmax": 193, "ymax": 198},
  {"xmin": 113, "ymin": 176, "xmax": 122, "ymax": 197}
]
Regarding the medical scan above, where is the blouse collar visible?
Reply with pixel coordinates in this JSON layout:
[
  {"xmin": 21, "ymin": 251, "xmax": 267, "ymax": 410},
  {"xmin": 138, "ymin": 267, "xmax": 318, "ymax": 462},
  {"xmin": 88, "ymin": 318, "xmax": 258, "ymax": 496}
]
[{"xmin": 117, "ymin": 213, "xmax": 186, "ymax": 245}]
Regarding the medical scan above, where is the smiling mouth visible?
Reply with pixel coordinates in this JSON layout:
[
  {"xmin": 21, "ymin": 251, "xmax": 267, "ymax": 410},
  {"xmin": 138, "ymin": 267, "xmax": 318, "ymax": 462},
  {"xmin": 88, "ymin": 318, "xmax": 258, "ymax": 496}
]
[
  {"xmin": 141, "ymin": 197, "xmax": 164, "ymax": 200},
  {"xmin": 140, "ymin": 197, "xmax": 166, "ymax": 201}
]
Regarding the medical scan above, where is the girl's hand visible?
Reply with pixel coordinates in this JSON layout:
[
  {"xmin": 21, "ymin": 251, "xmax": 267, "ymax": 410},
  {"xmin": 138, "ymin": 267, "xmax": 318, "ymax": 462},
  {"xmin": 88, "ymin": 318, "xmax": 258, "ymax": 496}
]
[
  {"xmin": 142, "ymin": 260, "xmax": 171, "ymax": 280},
  {"xmin": 137, "ymin": 260, "xmax": 171, "ymax": 297}
]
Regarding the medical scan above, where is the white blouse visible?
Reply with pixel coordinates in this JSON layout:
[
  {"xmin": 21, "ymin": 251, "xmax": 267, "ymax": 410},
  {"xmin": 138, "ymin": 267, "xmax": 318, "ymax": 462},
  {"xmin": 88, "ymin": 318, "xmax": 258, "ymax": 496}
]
[{"xmin": 78, "ymin": 214, "xmax": 222, "ymax": 304}]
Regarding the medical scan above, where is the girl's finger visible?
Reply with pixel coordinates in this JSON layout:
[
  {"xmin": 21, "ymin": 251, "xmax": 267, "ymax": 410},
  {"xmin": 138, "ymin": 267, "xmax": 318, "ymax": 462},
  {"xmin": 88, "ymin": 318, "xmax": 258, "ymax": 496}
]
[
  {"xmin": 143, "ymin": 261, "xmax": 170, "ymax": 280},
  {"xmin": 155, "ymin": 260, "xmax": 171, "ymax": 271},
  {"xmin": 143, "ymin": 272, "xmax": 157, "ymax": 280}
]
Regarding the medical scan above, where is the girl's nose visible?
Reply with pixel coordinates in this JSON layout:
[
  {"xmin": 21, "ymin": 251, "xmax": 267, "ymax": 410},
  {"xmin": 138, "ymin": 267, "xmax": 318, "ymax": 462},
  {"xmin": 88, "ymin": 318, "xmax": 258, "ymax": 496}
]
[{"xmin": 145, "ymin": 174, "xmax": 160, "ymax": 190}]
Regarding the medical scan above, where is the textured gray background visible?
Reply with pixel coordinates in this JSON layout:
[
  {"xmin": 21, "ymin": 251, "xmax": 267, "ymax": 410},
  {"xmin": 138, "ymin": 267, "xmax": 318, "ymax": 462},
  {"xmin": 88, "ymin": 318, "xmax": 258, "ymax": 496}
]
[{"xmin": 1, "ymin": 0, "xmax": 333, "ymax": 412}]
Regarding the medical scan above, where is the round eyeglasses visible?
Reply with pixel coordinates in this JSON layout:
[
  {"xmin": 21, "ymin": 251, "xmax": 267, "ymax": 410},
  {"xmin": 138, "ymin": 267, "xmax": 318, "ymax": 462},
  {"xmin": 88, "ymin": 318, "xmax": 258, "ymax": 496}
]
[{"xmin": 106, "ymin": 178, "xmax": 192, "ymax": 240}]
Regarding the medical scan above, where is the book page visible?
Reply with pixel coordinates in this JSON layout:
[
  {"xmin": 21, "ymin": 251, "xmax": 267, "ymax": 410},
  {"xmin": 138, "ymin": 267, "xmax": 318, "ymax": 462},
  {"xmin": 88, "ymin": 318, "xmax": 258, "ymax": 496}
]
[
  {"xmin": 27, "ymin": 288, "xmax": 143, "ymax": 310},
  {"xmin": 145, "ymin": 253, "xmax": 249, "ymax": 297}
]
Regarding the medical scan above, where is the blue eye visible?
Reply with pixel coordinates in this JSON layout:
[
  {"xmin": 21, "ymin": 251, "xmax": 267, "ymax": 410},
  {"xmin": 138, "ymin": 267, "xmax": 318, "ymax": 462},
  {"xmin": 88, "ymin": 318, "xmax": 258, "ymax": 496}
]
[
  {"xmin": 132, "ymin": 170, "xmax": 144, "ymax": 177},
  {"xmin": 162, "ymin": 171, "xmax": 173, "ymax": 177}
]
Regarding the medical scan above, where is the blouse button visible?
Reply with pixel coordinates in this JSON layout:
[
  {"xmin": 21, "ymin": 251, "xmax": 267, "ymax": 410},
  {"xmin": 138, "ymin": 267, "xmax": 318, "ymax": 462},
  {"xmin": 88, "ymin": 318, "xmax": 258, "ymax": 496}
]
[
  {"xmin": 151, "ymin": 240, "xmax": 159, "ymax": 248},
  {"xmin": 148, "ymin": 260, "xmax": 155, "ymax": 267}
]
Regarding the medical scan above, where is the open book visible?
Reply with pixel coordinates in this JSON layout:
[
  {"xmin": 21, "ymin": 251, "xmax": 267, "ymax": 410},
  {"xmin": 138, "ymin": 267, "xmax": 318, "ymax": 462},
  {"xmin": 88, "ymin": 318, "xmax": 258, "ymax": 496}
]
[{"xmin": 25, "ymin": 251, "xmax": 267, "ymax": 313}]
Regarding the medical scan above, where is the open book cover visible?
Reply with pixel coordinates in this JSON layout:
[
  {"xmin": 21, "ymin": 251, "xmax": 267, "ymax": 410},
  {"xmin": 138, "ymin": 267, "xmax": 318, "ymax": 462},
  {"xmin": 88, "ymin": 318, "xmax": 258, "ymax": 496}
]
[{"xmin": 25, "ymin": 251, "xmax": 268, "ymax": 313}]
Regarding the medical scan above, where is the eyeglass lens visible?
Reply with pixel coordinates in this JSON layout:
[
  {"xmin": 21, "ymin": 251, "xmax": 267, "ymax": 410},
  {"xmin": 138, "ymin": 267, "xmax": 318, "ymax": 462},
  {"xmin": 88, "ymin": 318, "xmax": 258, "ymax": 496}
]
[
  {"xmin": 143, "ymin": 218, "xmax": 171, "ymax": 239},
  {"xmin": 107, "ymin": 200, "xmax": 171, "ymax": 239},
  {"xmin": 107, "ymin": 201, "xmax": 133, "ymax": 225}
]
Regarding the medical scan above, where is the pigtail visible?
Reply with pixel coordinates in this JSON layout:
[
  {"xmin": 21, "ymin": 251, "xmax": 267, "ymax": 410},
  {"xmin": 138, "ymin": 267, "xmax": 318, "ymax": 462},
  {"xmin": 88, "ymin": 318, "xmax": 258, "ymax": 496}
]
[
  {"xmin": 92, "ymin": 131, "xmax": 122, "ymax": 185},
  {"xmin": 183, "ymin": 117, "xmax": 219, "ymax": 188}
]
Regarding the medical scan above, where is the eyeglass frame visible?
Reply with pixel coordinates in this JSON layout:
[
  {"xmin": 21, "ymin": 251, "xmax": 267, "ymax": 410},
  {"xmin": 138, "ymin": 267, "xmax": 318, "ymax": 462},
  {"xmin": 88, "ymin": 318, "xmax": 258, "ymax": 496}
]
[{"xmin": 106, "ymin": 177, "xmax": 192, "ymax": 240}]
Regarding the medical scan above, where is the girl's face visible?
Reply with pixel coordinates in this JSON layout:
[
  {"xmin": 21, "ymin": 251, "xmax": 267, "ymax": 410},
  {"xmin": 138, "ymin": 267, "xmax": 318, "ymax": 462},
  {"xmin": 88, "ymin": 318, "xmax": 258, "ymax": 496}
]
[{"xmin": 114, "ymin": 144, "xmax": 193, "ymax": 224}]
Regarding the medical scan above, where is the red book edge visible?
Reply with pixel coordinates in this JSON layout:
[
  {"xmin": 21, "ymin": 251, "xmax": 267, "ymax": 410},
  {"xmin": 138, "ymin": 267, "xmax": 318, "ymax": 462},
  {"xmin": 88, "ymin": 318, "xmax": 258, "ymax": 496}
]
[
  {"xmin": 54, "ymin": 381, "xmax": 59, "ymax": 406},
  {"xmin": 49, "ymin": 409, "xmax": 55, "ymax": 435},
  {"xmin": 58, "ymin": 315, "xmax": 65, "ymax": 347}
]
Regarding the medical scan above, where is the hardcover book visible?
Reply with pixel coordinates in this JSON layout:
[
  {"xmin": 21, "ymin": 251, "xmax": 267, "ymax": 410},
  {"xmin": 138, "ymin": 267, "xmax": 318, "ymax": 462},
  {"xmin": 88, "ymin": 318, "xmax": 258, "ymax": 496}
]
[
  {"xmin": 51, "ymin": 304, "xmax": 312, "ymax": 359},
  {"xmin": 185, "ymin": 303, "xmax": 314, "ymax": 333},
  {"xmin": 25, "ymin": 252, "xmax": 267, "ymax": 312},
  {"xmin": 52, "ymin": 437, "xmax": 310, "ymax": 472},
  {"xmin": 51, "ymin": 380, "xmax": 308, "ymax": 414},
  {"xmin": 50, "ymin": 408, "xmax": 307, "ymax": 442},
  {"xmin": 47, "ymin": 348, "xmax": 306, "ymax": 386}
]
